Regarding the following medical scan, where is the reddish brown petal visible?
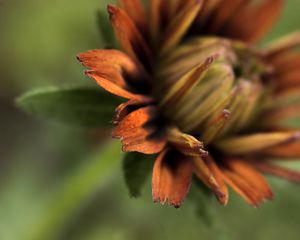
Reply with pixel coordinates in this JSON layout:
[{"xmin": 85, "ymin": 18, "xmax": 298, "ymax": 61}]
[
  {"xmin": 86, "ymin": 70, "xmax": 147, "ymax": 100},
  {"xmin": 206, "ymin": 0, "xmax": 251, "ymax": 34},
  {"xmin": 271, "ymin": 53, "xmax": 300, "ymax": 75},
  {"xmin": 77, "ymin": 49, "xmax": 144, "ymax": 87},
  {"xmin": 112, "ymin": 98, "xmax": 154, "ymax": 124},
  {"xmin": 118, "ymin": 0, "xmax": 147, "ymax": 35},
  {"xmin": 112, "ymin": 106, "xmax": 167, "ymax": 154},
  {"xmin": 259, "ymin": 140, "xmax": 300, "ymax": 159},
  {"xmin": 224, "ymin": 0, "xmax": 284, "ymax": 43},
  {"xmin": 152, "ymin": 150, "xmax": 193, "ymax": 208},
  {"xmin": 276, "ymin": 70, "xmax": 300, "ymax": 89},
  {"xmin": 195, "ymin": 0, "xmax": 222, "ymax": 26},
  {"xmin": 262, "ymin": 104, "xmax": 300, "ymax": 126},
  {"xmin": 108, "ymin": 4, "xmax": 152, "ymax": 67},
  {"xmin": 222, "ymin": 169, "xmax": 262, "ymax": 207},
  {"xmin": 254, "ymin": 162, "xmax": 300, "ymax": 183},
  {"xmin": 150, "ymin": 0, "xmax": 163, "ymax": 40},
  {"xmin": 226, "ymin": 159, "xmax": 274, "ymax": 201},
  {"xmin": 204, "ymin": 156, "xmax": 229, "ymax": 205},
  {"xmin": 193, "ymin": 157, "xmax": 227, "ymax": 204}
]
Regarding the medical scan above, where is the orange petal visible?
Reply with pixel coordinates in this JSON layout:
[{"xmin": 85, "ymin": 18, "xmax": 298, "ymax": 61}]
[
  {"xmin": 108, "ymin": 4, "xmax": 152, "ymax": 67},
  {"xmin": 206, "ymin": 0, "xmax": 251, "ymax": 34},
  {"xmin": 77, "ymin": 49, "xmax": 144, "ymax": 87},
  {"xmin": 254, "ymin": 162, "xmax": 300, "ymax": 183},
  {"xmin": 118, "ymin": 0, "xmax": 147, "ymax": 35},
  {"xmin": 222, "ymin": 169, "xmax": 263, "ymax": 207},
  {"xmin": 276, "ymin": 70, "xmax": 300, "ymax": 89},
  {"xmin": 86, "ymin": 70, "xmax": 147, "ymax": 100},
  {"xmin": 193, "ymin": 156, "xmax": 227, "ymax": 203},
  {"xmin": 259, "ymin": 139, "xmax": 300, "ymax": 159},
  {"xmin": 195, "ymin": 0, "xmax": 222, "ymax": 26},
  {"xmin": 270, "ymin": 53, "xmax": 300, "ymax": 75},
  {"xmin": 224, "ymin": 0, "xmax": 284, "ymax": 43},
  {"xmin": 262, "ymin": 104, "xmax": 300, "ymax": 126},
  {"xmin": 152, "ymin": 150, "xmax": 193, "ymax": 208},
  {"xmin": 112, "ymin": 106, "xmax": 167, "ymax": 154},
  {"xmin": 226, "ymin": 159, "xmax": 274, "ymax": 201},
  {"xmin": 204, "ymin": 156, "xmax": 229, "ymax": 205},
  {"xmin": 113, "ymin": 98, "xmax": 153, "ymax": 124}
]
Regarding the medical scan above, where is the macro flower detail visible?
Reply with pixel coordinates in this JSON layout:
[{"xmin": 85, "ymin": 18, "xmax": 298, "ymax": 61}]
[{"xmin": 77, "ymin": 0, "xmax": 300, "ymax": 208}]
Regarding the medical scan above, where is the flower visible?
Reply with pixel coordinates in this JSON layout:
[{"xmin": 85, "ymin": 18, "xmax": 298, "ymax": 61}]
[{"xmin": 77, "ymin": 0, "xmax": 300, "ymax": 208}]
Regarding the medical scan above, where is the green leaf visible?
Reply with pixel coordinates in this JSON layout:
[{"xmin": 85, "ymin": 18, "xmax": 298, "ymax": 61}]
[
  {"xmin": 17, "ymin": 87, "xmax": 122, "ymax": 128},
  {"xmin": 123, "ymin": 152, "xmax": 155, "ymax": 198}
]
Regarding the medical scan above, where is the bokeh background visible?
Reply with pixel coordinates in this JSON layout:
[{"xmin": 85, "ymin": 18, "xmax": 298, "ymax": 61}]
[{"xmin": 1, "ymin": 0, "xmax": 300, "ymax": 239}]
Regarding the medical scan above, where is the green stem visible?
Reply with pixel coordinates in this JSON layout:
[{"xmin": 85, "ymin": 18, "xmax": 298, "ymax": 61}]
[{"xmin": 26, "ymin": 141, "xmax": 123, "ymax": 240}]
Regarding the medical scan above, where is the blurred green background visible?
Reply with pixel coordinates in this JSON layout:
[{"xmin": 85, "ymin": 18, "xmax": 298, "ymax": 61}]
[{"xmin": 1, "ymin": 0, "xmax": 300, "ymax": 239}]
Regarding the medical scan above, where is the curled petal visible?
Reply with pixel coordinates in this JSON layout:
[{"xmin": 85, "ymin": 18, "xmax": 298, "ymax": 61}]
[
  {"xmin": 152, "ymin": 150, "xmax": 193, "ymax": 208},
  {"xmin": 113, "ymin": 98, "xmax": 154, "ymax": 124},
  {"xmin": 112, "ymin": 106, "xmax": 167, "ymax": 154}
]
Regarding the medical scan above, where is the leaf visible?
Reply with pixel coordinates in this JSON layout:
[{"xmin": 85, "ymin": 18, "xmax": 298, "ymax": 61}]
[
  {"xmin": 123, "ymin": 152, "xmax": 155, "ymax": 198},
  {"xmin": 16, "ymin": 87, "xmax": 122, "ymax": 128}
]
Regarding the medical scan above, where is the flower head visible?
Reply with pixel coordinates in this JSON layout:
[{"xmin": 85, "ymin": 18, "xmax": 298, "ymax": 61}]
[{"xmin": 78, "ymin": 0, "xmax": 300, "ymax": 208}]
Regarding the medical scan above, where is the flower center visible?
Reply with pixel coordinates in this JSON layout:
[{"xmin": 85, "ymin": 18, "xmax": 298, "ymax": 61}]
[{"xmin": 152, "ymin": 37, "xmax": 270, "ymax": 145}]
